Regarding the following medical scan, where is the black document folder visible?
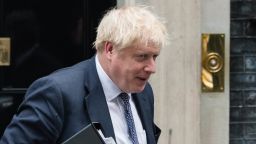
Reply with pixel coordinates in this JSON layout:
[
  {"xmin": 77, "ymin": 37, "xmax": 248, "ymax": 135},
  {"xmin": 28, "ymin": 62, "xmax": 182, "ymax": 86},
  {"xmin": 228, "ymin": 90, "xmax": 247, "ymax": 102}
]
[{"xmin": 61, "ymin": 123, "xmax": 105, "ymax": 144}]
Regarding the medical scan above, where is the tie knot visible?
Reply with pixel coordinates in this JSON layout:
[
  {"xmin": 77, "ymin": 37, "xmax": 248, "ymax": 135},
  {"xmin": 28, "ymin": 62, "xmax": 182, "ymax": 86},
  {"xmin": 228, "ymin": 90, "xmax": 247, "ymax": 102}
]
[{"xmin": 119, "ymin": 92, "xmax": 130, "ymax": 103}]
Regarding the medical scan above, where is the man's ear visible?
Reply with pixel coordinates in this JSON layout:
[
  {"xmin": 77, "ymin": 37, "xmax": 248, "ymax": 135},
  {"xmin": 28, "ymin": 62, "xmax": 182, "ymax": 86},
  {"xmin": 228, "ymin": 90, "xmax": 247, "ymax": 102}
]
[{"xmin": 103, "ymin": 42, "xmax": 114, "ymax": 59}]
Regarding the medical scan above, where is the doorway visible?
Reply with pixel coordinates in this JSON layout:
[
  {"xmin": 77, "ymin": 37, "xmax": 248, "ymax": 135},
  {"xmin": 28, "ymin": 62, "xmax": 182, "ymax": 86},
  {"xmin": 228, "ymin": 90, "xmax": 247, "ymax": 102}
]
[{"xmin": 0, "ymin": 0, "xmax": 116, "ymax": 136}]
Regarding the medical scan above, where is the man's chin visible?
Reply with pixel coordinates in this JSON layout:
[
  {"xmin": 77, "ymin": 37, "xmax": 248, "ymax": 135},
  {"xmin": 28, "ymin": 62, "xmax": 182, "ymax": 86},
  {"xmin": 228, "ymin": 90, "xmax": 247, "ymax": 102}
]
[{"xmin": 130, "ymin": 85, "xmax": 146, "ymax": 93}]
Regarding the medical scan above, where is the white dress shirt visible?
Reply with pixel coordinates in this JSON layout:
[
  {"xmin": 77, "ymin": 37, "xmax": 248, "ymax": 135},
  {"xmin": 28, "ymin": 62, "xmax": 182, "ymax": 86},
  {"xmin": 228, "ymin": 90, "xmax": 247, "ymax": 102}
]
[{"xmin": 95, "ymin": 55, "xmax": 147, "ymax": 144}]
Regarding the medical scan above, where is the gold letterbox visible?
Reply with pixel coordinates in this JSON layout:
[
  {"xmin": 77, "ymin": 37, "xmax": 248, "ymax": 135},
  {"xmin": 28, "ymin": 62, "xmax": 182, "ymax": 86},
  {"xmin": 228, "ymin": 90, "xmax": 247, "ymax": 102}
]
[{"xmin": 201, "ymin": 34, "xmax": 224, "ymax": 92}]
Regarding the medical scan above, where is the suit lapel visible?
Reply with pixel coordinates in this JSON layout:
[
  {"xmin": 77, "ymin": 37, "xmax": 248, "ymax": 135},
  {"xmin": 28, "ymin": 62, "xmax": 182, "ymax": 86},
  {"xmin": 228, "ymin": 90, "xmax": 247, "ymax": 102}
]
[
  {"xmin": 85, "ymin": 86, "xmax": 116, "ymax": 140},
  {"xmin": 83, "ymin": 56, "xmax": 116, "ymax": 140},
  {"xmin": 133, "ymin": 92, "xmax": 155, "ymax": 144}
]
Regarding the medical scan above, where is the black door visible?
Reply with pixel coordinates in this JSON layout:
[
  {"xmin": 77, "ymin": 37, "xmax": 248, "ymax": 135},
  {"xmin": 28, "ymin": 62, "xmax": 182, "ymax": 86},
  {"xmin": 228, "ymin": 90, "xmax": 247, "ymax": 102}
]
[{"xmin": 0, "ymin": 0, "xmax": 116, "ymax": 136}]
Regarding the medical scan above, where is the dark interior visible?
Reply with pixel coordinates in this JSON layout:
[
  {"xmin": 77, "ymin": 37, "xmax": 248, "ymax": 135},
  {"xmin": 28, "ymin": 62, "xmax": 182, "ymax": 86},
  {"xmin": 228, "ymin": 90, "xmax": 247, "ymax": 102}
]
[{"xmin": 0, "ymin": 0, "xmax": 116, "ymax": 136}]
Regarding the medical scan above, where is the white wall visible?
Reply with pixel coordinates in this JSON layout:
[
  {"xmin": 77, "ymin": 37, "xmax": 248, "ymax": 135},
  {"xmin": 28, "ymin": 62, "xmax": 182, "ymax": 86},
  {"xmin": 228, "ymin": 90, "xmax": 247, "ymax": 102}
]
[
  {"xmin": 200, "ymin": 0, "xmax": 230, "ymax": 143},
  {"xmin": 117, "ymin": 0, "xmax": 230, "ymax": 144},
  {"xmin": 147, "ymin": 1, "xmax": 201, "ymax": 144}
]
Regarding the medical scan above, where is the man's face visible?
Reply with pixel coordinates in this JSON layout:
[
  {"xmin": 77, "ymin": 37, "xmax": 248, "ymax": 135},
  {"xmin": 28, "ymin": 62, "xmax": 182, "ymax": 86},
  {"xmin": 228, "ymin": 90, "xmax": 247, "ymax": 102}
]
[{"xmin": 108, "ymin": 43, "xmax": 160, "ymax": 93}]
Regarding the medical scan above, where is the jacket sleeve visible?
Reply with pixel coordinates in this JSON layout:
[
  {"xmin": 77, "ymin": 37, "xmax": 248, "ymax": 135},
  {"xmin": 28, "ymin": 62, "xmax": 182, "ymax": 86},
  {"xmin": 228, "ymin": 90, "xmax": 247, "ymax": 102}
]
[{"xmin": 0, "ymin": 77, "xmax": 64, "ymax": 144}]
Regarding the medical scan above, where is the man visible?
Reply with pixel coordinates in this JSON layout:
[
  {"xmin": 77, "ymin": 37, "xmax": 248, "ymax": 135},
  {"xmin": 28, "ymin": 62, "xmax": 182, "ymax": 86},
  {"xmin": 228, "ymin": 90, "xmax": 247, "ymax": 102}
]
[{"xmin": 0, "ymin": 5, "xmax": 168, "ymax": 144}]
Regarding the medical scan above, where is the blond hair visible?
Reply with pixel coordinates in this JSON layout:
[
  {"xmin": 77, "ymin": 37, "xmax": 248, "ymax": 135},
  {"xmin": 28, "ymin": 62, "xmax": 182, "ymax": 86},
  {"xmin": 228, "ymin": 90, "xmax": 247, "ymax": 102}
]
[{"xmin": 94, "ymin": 5, "xmax": 169, "ymax": 52}]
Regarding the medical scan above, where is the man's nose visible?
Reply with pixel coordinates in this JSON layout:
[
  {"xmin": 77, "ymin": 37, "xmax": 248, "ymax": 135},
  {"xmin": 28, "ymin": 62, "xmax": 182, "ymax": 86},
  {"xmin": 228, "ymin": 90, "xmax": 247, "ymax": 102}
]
[{"xmin": 144, "ymin": 58, "xmax": 156, "ymax": 73}]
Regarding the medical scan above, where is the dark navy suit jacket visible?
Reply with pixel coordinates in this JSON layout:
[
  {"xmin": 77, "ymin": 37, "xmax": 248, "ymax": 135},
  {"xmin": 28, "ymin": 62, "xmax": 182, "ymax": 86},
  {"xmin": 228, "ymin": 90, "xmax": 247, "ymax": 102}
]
[{"xmin": 0, "ymin": 56, "xmax": 161, "ymax": 144}]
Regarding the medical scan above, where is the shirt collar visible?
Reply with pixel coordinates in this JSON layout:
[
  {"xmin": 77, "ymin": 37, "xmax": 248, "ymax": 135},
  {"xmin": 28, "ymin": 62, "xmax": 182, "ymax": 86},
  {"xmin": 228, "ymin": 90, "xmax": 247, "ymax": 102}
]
[{"xmin": 95, "ymin": 54, "xmax": 123, "ymax": 101}]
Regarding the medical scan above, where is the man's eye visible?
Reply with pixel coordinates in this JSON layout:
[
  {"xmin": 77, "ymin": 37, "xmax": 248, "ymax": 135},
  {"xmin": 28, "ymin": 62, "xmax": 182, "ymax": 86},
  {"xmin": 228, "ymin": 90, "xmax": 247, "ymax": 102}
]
[
  {"xmin": 137, "ymin": 54, "xmax": 148, "ymax": 60},
  {"xmin": 153, "ymin": 55, "xmax": 158, "ymax": 60}
]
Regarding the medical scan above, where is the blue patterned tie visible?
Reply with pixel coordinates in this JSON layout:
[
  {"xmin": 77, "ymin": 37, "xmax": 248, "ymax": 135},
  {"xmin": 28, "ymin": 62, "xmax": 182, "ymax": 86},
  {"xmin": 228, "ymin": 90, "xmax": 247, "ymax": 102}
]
[{"xmin": 120, "ymin": 93, "xmax": 139, "ymax": 144}]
